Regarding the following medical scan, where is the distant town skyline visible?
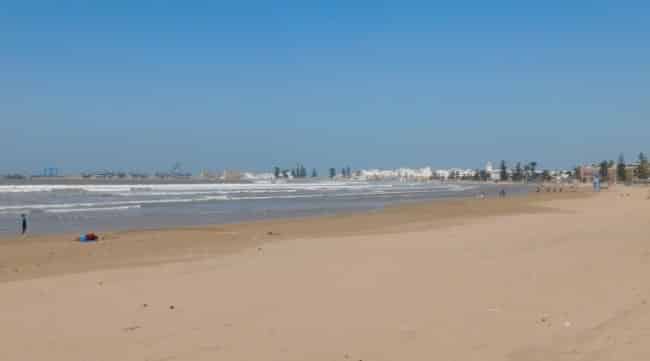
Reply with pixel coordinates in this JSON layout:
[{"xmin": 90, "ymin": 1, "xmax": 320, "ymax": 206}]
[
  {"xmin": 3, "ymin": 156, "xmax": 648, "ymax": 178},
  {"xmin": 2, "ymin": 2, "xmax": 649, "ymax": 173}
]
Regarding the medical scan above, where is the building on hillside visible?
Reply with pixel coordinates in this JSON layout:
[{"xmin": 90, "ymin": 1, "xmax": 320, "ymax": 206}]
[
  {"xmin": 242, "ymin": 172, "xmax": 274, "ymax": 182},
  {"xmin": 434, "ymin": 169, "xmax": 450, "ymax": 180},
  {"xmin": 222, "ymin": 170, "xmax": 242, "ymax": 182},
  {"xmin": 485, "ymin": 162, "xmax": 494, "ymax": 174},
  {"xmin": 199, "ymin": 170, "xmax": 220, "ymax": 179},
  {"xmin": 623, "ymin": 163, "xmax": 639, "ymax": 182},
  {"xmin": 577, "ymin": 165, "xmax": 617, "ymax": 184},
  {"xmin": 485, "ymin": 161, "xmax": 501, "ymax": 181},
  {"xmin": 396, "ymin": 167, "xmax": 434, "ymax": 181},
  {"xmin": 359, "ymin": 167, "xmax": 433, "ymax": 181},
  {"xmin": 576, "ymin": 165, "xmax": 596, "ymax": 183},
  {"xmin": 607, "ymin": 165, "xmax": 617, "ymax": 184},
  {"xmin": 619, "ymin": 162, "xmax": 649, "ymax": 183}
]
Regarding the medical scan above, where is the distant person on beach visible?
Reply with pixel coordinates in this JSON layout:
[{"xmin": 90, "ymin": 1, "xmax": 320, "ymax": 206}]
[
  {"xmin": 499, "ymin": 189, "xmax": 506, "ymax": 198},
  {"xmin": 20, "ymin": 214, "xmax": 27, "ymax": 235}
]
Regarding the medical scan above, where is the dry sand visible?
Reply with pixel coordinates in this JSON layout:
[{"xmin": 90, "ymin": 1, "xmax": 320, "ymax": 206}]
[{"xmin": 1, "ymin": 187, "xmax": 650, "ymax": 360}]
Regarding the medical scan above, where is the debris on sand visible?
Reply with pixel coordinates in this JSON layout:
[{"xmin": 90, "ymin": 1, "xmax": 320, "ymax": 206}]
[
  {"xmin": 78, "ymin": 232, "xmax": 99, "ymax": 243},
  {"xmin": 540, "ymin": 314, "xmax": 550, "ymax": 324}
]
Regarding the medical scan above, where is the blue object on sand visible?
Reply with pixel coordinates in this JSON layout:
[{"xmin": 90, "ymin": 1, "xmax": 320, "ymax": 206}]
[{"xmin": 79, "ymin": 233, "xmax": 99, "ymax": 242}]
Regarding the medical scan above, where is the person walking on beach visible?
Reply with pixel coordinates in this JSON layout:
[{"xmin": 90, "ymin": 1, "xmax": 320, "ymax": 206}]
[{"xmin": 20, "ymin": 214, "xmax": 27, "ymax": 235}]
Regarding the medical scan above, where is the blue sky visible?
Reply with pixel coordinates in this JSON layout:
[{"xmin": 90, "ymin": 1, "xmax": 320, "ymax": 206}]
[{"xmin": 1, "ymin": 1, "xmax": 649, "ymax": 174}]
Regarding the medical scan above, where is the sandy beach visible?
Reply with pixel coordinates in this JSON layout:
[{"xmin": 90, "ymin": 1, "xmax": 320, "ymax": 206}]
[{"xmin": 2, "ymin": 187, "xmax": 650, "ymax": 360}]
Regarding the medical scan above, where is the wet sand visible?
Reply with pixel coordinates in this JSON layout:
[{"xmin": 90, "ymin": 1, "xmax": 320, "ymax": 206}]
[
  {"xmin": 0, "ymin": 191, "xmax": 581, "ymax": 283},
  {"xmin": 2, "ymin": 187, "xmax": 650, "ymax": 360}
]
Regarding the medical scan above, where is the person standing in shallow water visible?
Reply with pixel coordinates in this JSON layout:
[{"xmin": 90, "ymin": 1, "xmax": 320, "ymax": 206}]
[{"xmin": 20, "ymin": 214, "xmax": 27, "ymax": 235}]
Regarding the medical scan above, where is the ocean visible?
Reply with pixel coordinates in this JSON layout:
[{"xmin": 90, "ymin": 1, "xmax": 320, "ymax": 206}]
[{"xmin": 0, "ymin": 180, "xmax": 530, "ymax": 236}]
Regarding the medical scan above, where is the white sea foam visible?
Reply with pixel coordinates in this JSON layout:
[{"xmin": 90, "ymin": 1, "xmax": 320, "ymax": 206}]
[
  {"xmin": 0, "ymin": 181, "xmax": 476, "ymax": 217},
  {"xmin": 0, "ymin": 195, "xmax": 231, "ymax": 212},
  {"xmin": 45, "ymin": 205, "xmax": 142, "ymax": 214},
  {"xmin": 0, "ymin": 181, "xmax": 436, "ymax": 195},
  {"xmin": 0, "ymin": 182, "xmax": 375, "ymax": 194}
]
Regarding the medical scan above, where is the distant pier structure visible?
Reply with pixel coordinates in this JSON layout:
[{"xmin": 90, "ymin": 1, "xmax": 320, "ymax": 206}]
[{"xmin": 43, "ymin": 167, "xmax": 59, "ymax": 177}]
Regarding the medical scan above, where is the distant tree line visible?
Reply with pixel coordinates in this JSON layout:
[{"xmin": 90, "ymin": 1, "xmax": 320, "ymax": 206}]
[
  {"xmin": 274, "ymin": 164, "xmax": 314, "ymax": 179},
  {"xmin": 273, "ymin": 164, "xmax": 355, "ymax": 179},
  {"xmin": 493, "ymin": 160, "xmax": 539, "ymax": 182},
  {"xmin": 329, "ymin": 166, "xmax": 353, "ymax": 179},
  {"xmin": 573, "ymin": 152, "xmax": 648, "ymax": 183},
  {"xmin": 611, "ymin": 152, "xmax": 649, "ymax": 182}
]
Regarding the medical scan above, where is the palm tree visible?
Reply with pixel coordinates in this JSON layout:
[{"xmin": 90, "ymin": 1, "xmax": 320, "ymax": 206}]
[
  {"xmin": 500, "ymin": 160, "xmax": 508, "ymax": 181},
  {"xmin": 599, "ymin": 160, "xmax": 609, "ymax": 181},
  {"xmin": 617, "ymin": 154, "xmax": 626, "ymax": 182}
]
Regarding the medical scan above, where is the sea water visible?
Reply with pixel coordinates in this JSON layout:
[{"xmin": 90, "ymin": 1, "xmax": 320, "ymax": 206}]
[{"xmin": 0, "ymin": 180, "xmax": 530, "ymax": 236}]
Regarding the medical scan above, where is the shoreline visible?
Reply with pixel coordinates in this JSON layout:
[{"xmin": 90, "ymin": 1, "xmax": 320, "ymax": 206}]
[
  {"xmin": 0, "ymin": 180, "xmax": 529, "ymax": 237},
  {"xmin": 0, "ymin": 188, "xmax": 586, "ymax": 284},
  {"xmin": 0, "ymin": 181, "xmax": 531, "ymax": 238}
]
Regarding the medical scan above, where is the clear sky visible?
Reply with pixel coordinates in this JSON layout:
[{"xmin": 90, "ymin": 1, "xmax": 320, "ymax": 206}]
[{"xmin": 1, "ymin": 1, "xmax": 648, "ymax": 174}]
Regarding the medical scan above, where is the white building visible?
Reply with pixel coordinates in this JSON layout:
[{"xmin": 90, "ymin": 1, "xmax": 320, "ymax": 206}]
[
  {"xmin": 359, "ymin": 167, "xmax": 433, "ymax": 181},
  {"xmin": 435, "ymin": 169, "xmax": 450, "ymax": 179},
  {"xmin": 486, "ymin": 161, "xmax": 501, "ymax": 181},
  {"xmin": 242, "ymin": 172, "xmax": 275, "ymax": 182}
]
